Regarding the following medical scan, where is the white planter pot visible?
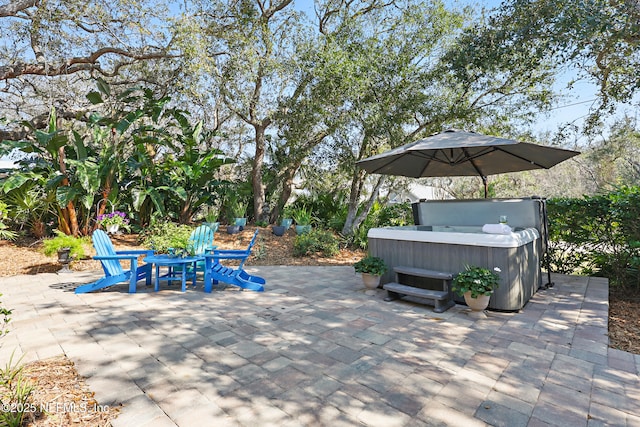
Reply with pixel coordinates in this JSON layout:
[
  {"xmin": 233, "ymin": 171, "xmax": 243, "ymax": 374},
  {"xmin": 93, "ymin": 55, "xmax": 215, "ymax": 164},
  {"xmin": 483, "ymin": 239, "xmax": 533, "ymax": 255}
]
[
  {"xmin": 106, "ymin": 224, "xmax": 120, "ymax": 234},
  {"xmin": 463, "ymin": 291, "xmax": 491, "ymax": 318},
  {"xmin": 361, "ymin": 273, "xmax": 381, "ymax": 290}
]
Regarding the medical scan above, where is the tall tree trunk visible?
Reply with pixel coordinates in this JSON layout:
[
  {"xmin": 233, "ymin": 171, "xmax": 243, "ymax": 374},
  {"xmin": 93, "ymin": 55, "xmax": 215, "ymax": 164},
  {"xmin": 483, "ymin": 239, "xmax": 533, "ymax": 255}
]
[
  {"xmin": 342, "ymin": 168, "xmax": 368, "ymax": 236},
  {"xmin": 57, "ymin": 146, "xmax": 80, "ymax": 236},
  {"xmin": 179, "ymin": 199, "xmax": 192, "ymax": 224},
  {"xmin": 270, "ymin": 164, "xmax": 298, "ymax": 223},
  {"xmin": 352, "ymin": 176, "xmax": 385, "ymax": 230},
  {"xmin": 268, "ymin": 131, "xmax": 329, "ymax": 223},
  {"xmin": 252, "ymin": 124, "xmax": 267, "ymax": 222}
]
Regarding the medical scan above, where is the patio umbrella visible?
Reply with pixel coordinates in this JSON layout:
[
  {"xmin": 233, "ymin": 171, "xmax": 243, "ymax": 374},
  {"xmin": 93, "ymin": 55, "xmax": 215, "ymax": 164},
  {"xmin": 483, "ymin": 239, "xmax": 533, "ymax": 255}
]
[{"xmin": 356, "ymin": 129, "xmax": 580, "ymax": 197}]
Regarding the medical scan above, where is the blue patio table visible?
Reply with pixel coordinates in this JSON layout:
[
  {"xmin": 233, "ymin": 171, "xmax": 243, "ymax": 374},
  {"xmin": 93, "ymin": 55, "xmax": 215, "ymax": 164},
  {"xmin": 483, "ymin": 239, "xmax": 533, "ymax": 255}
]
[{"xmin": 143, "ymin": 254, "xmax": 203, "ymax": 292}]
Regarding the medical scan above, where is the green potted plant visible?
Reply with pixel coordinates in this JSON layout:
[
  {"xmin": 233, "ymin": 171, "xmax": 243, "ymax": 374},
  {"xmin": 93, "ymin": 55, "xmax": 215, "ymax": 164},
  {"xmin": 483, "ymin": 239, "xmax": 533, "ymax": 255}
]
[
  {"xmin": 452, "ymin": 265, "xmax": 501, "ymax": 317},
  {"xmin": 353, "ymin": 255, "xmax": 388, "ymax": 291},
  {"xmin": 42, "ymin": 230, "xmax": 90, "ymax": 272},
  {"xmin": 280, "ymin": 206, "xmax": 293, "ymax": 230},
  {"xmin": 293, "ymin": 207, "xmax": 313, "ymax": 235},
  {"xmin": 226, "ymin": 199, "xmax": 247, "ymax": 232},
  {"xmin": 143, "ymin": 224, "xmax": 193, "ymax": 256},
  {"xmin": 96, "ymin": 210, "xmax": 130, "ymax": 234},
  {"xmin": 203, "ymin": 206, "xmax": 220, "ymax": 233}
]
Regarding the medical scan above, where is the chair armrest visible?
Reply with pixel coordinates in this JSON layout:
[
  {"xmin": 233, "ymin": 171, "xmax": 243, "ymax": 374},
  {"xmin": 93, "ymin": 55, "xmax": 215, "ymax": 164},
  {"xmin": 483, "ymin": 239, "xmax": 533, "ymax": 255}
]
[
  {"xmin": 94, "ymin": 254, "xmax": 139, "ymax": 261},
  {"xmin": 212, "ymin": 252, "xmax": 249, "ymax": 260},
  {"xmin": 115, "ymin": 249, "xmax": 155, "ymax": 256},
  {"xmin": 213, "ymin": 249, "xmax": 249, "ymax": 255}
]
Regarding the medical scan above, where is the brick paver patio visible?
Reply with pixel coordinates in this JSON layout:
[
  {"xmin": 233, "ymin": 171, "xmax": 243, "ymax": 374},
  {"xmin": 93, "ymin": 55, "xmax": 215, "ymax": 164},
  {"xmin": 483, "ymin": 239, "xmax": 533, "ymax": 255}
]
[{"xmin": 1, "ymin": 267, "xmax": 638, "ymax": 426}]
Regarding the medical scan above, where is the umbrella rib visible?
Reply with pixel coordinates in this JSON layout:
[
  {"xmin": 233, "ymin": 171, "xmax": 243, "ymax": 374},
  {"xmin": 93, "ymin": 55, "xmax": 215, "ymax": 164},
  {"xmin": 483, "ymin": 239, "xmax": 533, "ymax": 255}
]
[
  {"xmin": 493, "ymin": 147, "xmax": 547, "ymax": 168},
  {"xmin": 415, "ymin": 152, "xmax": 435, "ymax": 176},
  {"xmin": 461, "ymin": 147, "xmax": 488, "ymax": 176}
]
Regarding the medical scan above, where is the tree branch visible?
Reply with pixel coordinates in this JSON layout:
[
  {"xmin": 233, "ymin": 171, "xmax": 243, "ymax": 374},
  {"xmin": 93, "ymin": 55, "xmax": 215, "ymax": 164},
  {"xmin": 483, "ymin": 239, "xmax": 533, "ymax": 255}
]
[
  {"xmin": 0, "ymin": 0, "xmax": 39, "ymax": 18},
  {"xmin": 0, "ymin": 47, "xmax": 177, "ymax": 81}
]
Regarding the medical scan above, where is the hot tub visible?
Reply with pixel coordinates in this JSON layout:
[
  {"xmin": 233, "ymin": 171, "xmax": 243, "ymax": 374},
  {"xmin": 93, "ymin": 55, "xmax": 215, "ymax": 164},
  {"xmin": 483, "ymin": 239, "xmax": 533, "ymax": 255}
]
[
  {"xmin": 369, "ymin": 204, "xmax": 543, "ymax": 311},
  {"xmin": 370, "ymin": 225, "xmax": 540, "ymax": 248}
]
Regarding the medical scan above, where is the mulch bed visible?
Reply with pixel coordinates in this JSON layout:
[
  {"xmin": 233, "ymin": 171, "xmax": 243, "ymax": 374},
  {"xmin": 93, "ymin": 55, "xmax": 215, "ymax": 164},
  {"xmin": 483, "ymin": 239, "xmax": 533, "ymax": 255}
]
[
  {"xmin": 21, "ymin": 356, "xmax": 120, "ymax": 426},
  {"xmin": 608, "ymin": 286, "xmax": 640, "ymax": 354}
]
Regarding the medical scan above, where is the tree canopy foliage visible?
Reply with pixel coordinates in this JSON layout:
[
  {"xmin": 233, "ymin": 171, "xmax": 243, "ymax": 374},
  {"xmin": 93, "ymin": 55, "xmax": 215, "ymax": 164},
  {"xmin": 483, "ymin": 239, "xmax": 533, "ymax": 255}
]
[
  {"xmin": 480, "ymin": 0, "xmax": 640, "ymax": 128},
  {"xmin": 1, "ymin": 0, "xmax": 639, "ymax": 239}
]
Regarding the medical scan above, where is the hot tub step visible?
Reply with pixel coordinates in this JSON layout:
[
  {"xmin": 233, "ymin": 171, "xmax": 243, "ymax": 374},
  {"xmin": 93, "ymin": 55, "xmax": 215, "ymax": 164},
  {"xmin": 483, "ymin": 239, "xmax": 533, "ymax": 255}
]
[
  {"xmin": 383, "ymin": 282, "xmax": 455, "ymax": 313},
  {"xmin": 383, "ymin": 282, "xmax": 448, "ymax": 299},
  {"xmin": 393, "ymin": 266, "xmax": 453, "ymax": 280},
  {"xmin": 384, "ymin": 266, "xmax": 455, "ymax": 313}
]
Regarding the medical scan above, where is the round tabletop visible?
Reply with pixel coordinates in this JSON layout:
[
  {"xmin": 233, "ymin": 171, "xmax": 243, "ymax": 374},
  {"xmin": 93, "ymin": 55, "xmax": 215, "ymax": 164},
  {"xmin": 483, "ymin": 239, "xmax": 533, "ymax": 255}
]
[{"xmin": 144, "ymin": 255, "xmax": 202, "ymax": 264}]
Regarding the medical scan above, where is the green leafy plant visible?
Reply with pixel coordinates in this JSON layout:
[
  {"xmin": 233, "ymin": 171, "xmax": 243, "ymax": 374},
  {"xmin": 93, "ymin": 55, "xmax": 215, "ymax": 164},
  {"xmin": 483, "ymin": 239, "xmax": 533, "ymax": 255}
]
[
  {"xmin": 42, "ymin": 231, "xmax": 90, "ymax": 259},
  {"xmin": 293, "ymin": 229, "xmax": 340, "ymax": 257},
  {"xmin": 350, "ymin": 201, "xmax": 413, "ymax": 250},
  {"xmin": 204, "ymin": 206, "xmax": 219, "ymax": 223},
  {"xmin": 452, "ymin": 265, "xmax": 501, "ymax": 298},
  {"xmin": 0, "ymin": 200, "xmax": 18, "ymax": 241},
  {"xmin": 140, "ymin": 222, "xmax": 194, "ymax": 254},
  {"xmin": 5, "ymin": 185, "xmax": 55, "ymax": 238},
  {"xmin": 293, "ymin": 206, "xmax": 313, "ymax": 226},
  {"xmin": 353, "ymin": 255, "xmax": 388, "ymax": 276},
  {"xmin": 0, "ymin": 351, "xmax": 34, "ymax": 427},
  {"xmin": 227, "ymin": 199, "xmax": 247, "ymax": 220},
  {"xmin": 0, "ymin": 294, "xmax": 12, "ymax": 339},
  {"xmin": 252, "ymin": 236, "xmax": 267, "ymax": 260},
  {"xmin": 289, "ymin": 191, "xmax": 348, "ymax": 230},
  {"xmin": 142, "ymin": 221, "xmax": 208, "ymax": 256}
]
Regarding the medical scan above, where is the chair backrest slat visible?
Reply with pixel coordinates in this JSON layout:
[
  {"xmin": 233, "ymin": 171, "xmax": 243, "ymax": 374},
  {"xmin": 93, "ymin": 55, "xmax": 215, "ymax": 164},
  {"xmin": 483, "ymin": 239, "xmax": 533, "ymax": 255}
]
[
  {"xmin": 237, "ymin": 230, "xmax": 259, "ymax": 269},
  {"xmin": 246, "ymin": 229, "xmax": 259, "ymax": 252},
  {"xmin": 92, "ymin": 230, "xmax": 123, "ymax": 277},
  {"xmin": 188, "ymin": 225, "xmax": 215, "ymax": 255}
]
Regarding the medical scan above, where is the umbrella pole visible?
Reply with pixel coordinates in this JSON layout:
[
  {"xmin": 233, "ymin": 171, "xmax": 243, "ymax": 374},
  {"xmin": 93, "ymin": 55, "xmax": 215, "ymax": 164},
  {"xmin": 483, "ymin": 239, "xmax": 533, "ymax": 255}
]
[{"xmin": 482, "ymin": 176, "xmax": 488, "ymax": 198}]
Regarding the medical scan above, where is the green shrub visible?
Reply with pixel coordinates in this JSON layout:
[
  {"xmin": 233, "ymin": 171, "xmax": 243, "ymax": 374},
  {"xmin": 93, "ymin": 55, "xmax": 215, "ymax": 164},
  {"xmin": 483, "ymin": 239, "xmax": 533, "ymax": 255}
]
[
  {"xmin": 0, "ymin": 351, "xmax": 34, "ymax": 427},
  {"xmin": 0, "ymin": 299, "xmax": 32, "ymax": 427},
  {"xmin": 0, "ymin": 200, "xmax": 17, "ymax": 241},
  {"xmin": 352, "ymin": 201, "xmax": 413, "ymax": 249},
  {"xmin": 546, "ymin": 185, "xmax": 640, "ymax": 288},
  {"xmin": 293, "ymin": 229, "xmax": 340, "ymax": 257},
  {"xmin": 289, "ymin": 191, "xmax": 349, "ymax": 230},
  {"xmin": 42, "ymin": 231, "xmax": 90, "ymax": 259},
  {"xmin": 140, "ymin": 221, "xmax": 194, "ymax": 254}
]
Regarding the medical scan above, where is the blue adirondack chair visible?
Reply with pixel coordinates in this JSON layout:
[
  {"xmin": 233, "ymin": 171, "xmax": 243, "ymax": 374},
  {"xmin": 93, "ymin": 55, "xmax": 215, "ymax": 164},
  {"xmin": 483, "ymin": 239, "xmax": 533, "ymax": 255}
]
[
  {"xmin": 205, "ymin": 229, "xmax": 266, "ymax": 291},
  {"xmin": 75, "ymin": 230, "xmax": 155, "ymax": 294},
  {"xmin": 179, "ymin": 225, "xmax": 215, "ymax": 274},
  {"xmin": 187, "ymin": 225, "xmax": 216, "ymax": 257},
  {"xmin": 167, "ymin": 224, "xmax": 216, "ymax": 285},
  {"xmin": 205, "ymin": 260, "xmax": 265, "ymax": 292}
]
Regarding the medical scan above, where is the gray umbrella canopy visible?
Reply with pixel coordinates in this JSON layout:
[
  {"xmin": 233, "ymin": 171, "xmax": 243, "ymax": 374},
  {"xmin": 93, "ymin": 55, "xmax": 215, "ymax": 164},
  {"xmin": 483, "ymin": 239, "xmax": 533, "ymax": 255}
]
[{"xmin": 357, "ymin": 129, "xmax": 580, "ymax": 196}]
